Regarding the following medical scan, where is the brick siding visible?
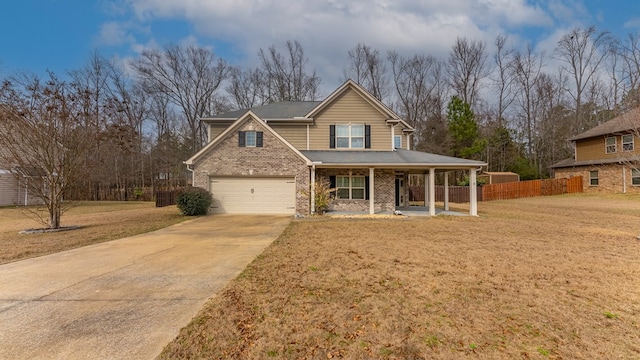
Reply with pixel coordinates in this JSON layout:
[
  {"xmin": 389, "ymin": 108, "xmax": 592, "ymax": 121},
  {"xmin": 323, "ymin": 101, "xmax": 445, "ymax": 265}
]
[
  {"xmin": 555, "ymin": 163, "xmax": 640, "ymax": 194},
  {"xmin": 192, "ymin": 116, "xmax": 310, "ymax": 215},
  {"xmin": 317, "ymin": 168, "xmax": 395, "ymax": 212}
]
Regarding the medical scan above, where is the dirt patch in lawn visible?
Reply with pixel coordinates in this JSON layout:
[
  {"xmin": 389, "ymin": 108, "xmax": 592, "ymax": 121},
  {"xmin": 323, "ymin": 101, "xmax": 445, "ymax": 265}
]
[
  {"xmin": 0, "ymin": 201, "xmax": 187, "ymax": 264},
  {"xmin": 159, "ymin": 194, "xmax": 640, "ymax": 359}
]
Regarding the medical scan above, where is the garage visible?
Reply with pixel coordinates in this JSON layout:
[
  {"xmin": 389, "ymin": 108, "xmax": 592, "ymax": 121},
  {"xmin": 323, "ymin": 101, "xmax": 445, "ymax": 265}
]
[{"xmin": 209, "ymin": 177, "xmax": 296, "ymax": 214}]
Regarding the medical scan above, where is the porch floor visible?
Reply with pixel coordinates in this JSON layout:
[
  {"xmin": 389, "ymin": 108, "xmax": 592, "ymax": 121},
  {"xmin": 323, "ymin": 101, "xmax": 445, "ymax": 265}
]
[{"xmin": 325, "ymin": 206, "xmax": 469, "ymax": 217}]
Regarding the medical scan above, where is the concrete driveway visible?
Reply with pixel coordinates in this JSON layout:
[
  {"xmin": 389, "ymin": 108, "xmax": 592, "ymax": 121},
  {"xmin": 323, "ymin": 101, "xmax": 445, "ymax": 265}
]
[{"xmin": 0, "ymin": 214, "xmax": 290, "ymax": 360}]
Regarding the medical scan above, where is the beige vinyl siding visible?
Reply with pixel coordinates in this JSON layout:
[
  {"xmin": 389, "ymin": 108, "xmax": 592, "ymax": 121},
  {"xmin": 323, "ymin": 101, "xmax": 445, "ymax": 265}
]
[
  {"xmin": 208, "ymin": 123, "xmax": 231, "ymax": 142},
  {"xmin": 270, "ymin": 125, "xmax": 307, "ymax": 149},
  {"xmin": 576, "ymin": 135, "xmax": 640, "ymax": 161},
  {"xmin": 309, "ymin": 88, "xmax": 392, "ymax": 150}
]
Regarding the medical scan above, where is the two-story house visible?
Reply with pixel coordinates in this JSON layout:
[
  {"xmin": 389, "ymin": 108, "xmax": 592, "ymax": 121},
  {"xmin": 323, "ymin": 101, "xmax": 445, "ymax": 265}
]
[
  {"xmin": 185, "ymin": 80, "xmax": 486, "ymax": 216},
  {"xmin": 551, "ymin": 108, "xmax": 640, "ymax": 193}
]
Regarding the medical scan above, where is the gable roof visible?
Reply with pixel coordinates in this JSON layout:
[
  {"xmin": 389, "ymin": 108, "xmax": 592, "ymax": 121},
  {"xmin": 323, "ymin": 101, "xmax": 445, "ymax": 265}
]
[
  {"xmin": 302, "ymin": 149, "xmax": 486, "ymax": 169},
  {"xmin": 203, "ymin": 101, "xmax": 321, "ymax": 121},
  {"xmin": 570, "ymin": 108, "xmax": 640, "ymax": 141},
  {"xmin": 305, "ymin": 79, "xmax": 414, "ymax": 131},
  {"xmin": 185, "ymin": 110, "xmax": 311, "ymax": 165}
]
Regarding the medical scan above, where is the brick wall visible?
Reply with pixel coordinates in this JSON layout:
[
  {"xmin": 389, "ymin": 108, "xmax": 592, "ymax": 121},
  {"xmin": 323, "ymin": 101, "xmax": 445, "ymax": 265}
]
[
  {"xmin": 192, "ymin": 116, "xmax": 310, "ymax": 215},
  {"xmin": 555, "ymin": 163, "xmax": 640, "ymax": 194},
  {"xmin": 317, "ymin": 168, "xmax": 395, "ymax": 212}
]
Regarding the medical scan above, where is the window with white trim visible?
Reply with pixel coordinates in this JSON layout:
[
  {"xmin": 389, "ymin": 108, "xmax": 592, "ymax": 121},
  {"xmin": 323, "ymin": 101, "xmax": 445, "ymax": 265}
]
[
  {"xmin": 394, "ymin": 135, "xmax": 402, "ymax": 149},
  {"xmin": 589, "ymin": 170, "xmax": 599, "ymax": 186},
  {"xmin": 623, "ymin": 134, "xmax": 634, "ymax": 151},
  {"xmin": 336, "ymin": 175, "xmax": 365, "ymax": 199},
  {"xmin": 632, "ymin": 168, "xmax": 640, "ymax": 185},
  {"xmin": 605, "ymin": 136, "xmax": 616, "ymax": 153},
  {"xmin": 336, "ymin": 124, "xmax": 364, "ymax": 149}
]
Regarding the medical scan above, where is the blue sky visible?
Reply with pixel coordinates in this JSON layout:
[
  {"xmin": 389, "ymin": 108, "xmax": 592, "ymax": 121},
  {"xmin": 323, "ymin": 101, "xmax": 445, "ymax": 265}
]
[{"xmin": 1, "ymin": 0, "xmax": 640, "ymax": 91}]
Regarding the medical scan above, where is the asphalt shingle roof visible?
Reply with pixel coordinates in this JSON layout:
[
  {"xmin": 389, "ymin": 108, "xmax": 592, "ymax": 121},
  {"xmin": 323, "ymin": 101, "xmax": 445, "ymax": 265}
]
[
  {"xmin": 205, "ymin": 101, "xmax": 322, "ymax": 120},
  {"xmin": 570, "ymin": 108, "xmax": 640, "ymax": 141},
  {"xmin": 301, "ymin": 149, "xmax": 486, "ymax": 167}
]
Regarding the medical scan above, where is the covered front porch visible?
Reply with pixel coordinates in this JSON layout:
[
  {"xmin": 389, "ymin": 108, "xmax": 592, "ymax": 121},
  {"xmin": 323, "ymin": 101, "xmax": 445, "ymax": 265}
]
[{"xmin": 303, "ymin": 149, "xmax": 487, "ymax": 217}]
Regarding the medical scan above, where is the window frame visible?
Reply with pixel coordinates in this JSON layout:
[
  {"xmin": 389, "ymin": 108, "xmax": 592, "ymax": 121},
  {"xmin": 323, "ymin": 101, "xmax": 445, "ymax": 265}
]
[
  {"xmin": 335, "ymin": 124, "xmax": 365, "ymax": 149},
  {"xmin": 622, "ymin": 134, "xmax": 634, "ymax": 151},
  {"xmin": 245, "ymin": 131, "xmax": 257, "ymax": 147},
  {"xmin": 632, "ymin": 168, "xmax": 640, "ymax": 186},
  {"xmin": 589, "ymin": 170, "xmax": 599, "ymax": 186},
  {"xmin": 335, "ymin": 175, "xmax": 366, "ymax": 200},
  {"xmin": 394, "ymin": 135, "xmax": 402, "ymax": 149},
  {"xmin": 605, "ymin": 136, "xmax": 616, "ymax": 154}
]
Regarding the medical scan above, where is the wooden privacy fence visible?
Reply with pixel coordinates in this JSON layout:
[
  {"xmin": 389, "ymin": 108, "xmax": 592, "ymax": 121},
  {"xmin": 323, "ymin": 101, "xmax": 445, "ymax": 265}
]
[
  {"xmin": 408, "ymin": 177, "xmax": 583, "ymax": 203},
  {"xmin": 409, "ymin": 185, "xmax": 483, "ymax": 203},
  {"xmin": 482, "ymin": 176, "xmax": 583, "ymax": 201},
  {"xmin": 155, "ymin": 190, "xmax": 177, "ymax": 207}
]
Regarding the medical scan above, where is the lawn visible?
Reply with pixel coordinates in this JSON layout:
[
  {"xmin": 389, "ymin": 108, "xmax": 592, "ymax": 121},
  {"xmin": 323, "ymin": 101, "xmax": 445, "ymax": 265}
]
[
  {"xmin": 0, "ymin": 201, "xmax": 187, "ymax": 264},
  {"xmin": 159, "ymin": 194, "xmax": 640, "ymax": 359}
]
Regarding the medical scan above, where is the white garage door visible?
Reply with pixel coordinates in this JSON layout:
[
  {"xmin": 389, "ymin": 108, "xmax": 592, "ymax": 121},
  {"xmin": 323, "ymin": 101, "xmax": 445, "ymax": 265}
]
[{"xmin": 209, "ymin": 177, "xmax": 296, "ymax": 214}]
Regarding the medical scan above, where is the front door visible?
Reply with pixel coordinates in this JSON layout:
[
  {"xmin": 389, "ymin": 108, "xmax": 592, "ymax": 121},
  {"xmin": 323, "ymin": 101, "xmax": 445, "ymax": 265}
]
[{"xmin": 395, "ymin": 177, "xmax": 404, "ymax": 207}]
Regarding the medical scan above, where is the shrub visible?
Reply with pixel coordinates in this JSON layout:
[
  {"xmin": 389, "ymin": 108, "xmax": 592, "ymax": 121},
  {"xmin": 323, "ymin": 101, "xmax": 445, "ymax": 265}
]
[{"xmin": 175, "ymin": 187, "xmax": 212, "ymax": 216}]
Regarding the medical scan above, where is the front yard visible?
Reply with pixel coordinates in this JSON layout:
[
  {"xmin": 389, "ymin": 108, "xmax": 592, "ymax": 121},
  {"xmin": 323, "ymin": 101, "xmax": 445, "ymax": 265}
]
[
  {"xmin": 0, "ymin": 201, "xmax": 187, "ymax": 264},
  {"xmin": 159, "ymin": 194, "xmax": 640, "ymax": 359}
]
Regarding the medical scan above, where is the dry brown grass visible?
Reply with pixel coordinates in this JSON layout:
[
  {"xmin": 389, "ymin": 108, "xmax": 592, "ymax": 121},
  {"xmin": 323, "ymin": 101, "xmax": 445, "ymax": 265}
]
[
  {"xmin": 0, "ymin": 201, "xmax": 187, "ymax": 264},
  {"xmin": 159, "ymin": 194, "xmax": 640, "ymax": 359}
]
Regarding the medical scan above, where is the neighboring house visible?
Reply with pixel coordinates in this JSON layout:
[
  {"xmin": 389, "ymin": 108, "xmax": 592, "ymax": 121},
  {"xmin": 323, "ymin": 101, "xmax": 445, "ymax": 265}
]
[
  {"xmin": 0, "ymin": 116, "xmax": 45, "ymax": 206},
  {"xmin": 551, "ymin": 108, "xmax": 640, "ymax": 193},
  {"xmin": 0, "ymin": 167, "xmax": 46, "ymax": 206},
  {"xmin": 185, "ymin": 80, "xmax": 486, "ymax": 216}
]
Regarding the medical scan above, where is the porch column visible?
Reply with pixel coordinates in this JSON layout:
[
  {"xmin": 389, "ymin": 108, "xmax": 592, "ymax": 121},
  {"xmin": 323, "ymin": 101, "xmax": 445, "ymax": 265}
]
[
  {"xmin": 369, "ymin": 168, "xmax": 375, "ymax": 215},
  {"xmin": 444, "ymin": 171, "xmax": 450, "ymax": 211},
  {"xmin": 429, "ymin": 168, "xmax": 436, "ymax": 216},
  {"xmin": 470, "ymin": 168, "xmax": 478, "ymax": 216},
  {"xmin": 310, "ymin": 165, "xmax": 316, "ymax": 215},
  {"xmin": 424, "ymin": 173, "xmax": 428, "ymax": 208}
]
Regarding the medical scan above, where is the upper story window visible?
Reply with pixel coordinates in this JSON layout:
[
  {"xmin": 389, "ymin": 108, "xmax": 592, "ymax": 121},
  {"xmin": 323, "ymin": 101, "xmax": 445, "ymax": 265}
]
[
  {"xmin": 238, "ymin": 131, "xmax": 263, "ymax": 147},
  {"xmin": 605, "ymin": 137, "xmax": 616, "ymax": 153},
  {"xmin": 623, "ymin": 134, "xmax": 634, "ymax": 151},
  {"xmin": 394, "ymin": 135, "xmax": 402, "ymax": 149},
  {"xmin": 330, "ymin": 124, "xmax": 371, "ymax": 149},
  {"xmin": 589, "ymin": 170, "xmax": 599, "ymax": 186}
]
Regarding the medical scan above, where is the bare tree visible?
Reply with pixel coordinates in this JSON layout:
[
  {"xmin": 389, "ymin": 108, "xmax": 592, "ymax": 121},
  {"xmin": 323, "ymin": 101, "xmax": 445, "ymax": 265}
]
[
  {"xmin": 389, "ymin": 51, "xmax": 448, "ymax": 153},
  {"xmin": 491, "ymin": 35, "xmax": 516, "ymax": 125},
  {"xmin": 555, "ymin": 26, "xmax": 611, "ymax": 134},
  {"xmin": 132, "ymin": 44, "xmax": 228, "ymax": 153},
  {"xmin": 447, "ymin": 37, "xmax": 489, "ymax": 108},
  {"xmin": 258, "ymin": 40, "xmax": 321, "ymax": 102},
  {"xmin": 513, "ymin": 44, "xmax": 545, "ymax": 157},
  {"xmin": 226, "ymin": 66, "xmax": 268, "ymax": 109},
  {"xmin": 616, "ymin": 33, "xmax": 640, "ymax": 111},
  {"xmin": 0, "ymin": 73, "xmax": 96, "ymax": 228},
  {"xmin": 343, "ymin": 43, "xmax": 388, "ymax": 101}
]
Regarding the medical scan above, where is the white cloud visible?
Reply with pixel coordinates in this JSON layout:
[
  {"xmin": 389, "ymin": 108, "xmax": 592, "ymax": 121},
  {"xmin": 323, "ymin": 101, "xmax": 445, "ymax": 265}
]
[
  {"xmin": 97, "ymin": 21, "xmax": 133, "ymax": 46},
  {"xmin": 104, "ymin": 0, "xmax": 568, "ymax": 90}
]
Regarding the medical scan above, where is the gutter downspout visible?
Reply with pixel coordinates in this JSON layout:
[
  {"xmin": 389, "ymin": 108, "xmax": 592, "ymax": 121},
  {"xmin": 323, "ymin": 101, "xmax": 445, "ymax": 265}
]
[
  {"xmin": 185, "ymin": 163, "xmax": 195, "ymax": 186},
  {"xmin": 623, "ymin": 164, "xmax": 627, "ymax": 193}
]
